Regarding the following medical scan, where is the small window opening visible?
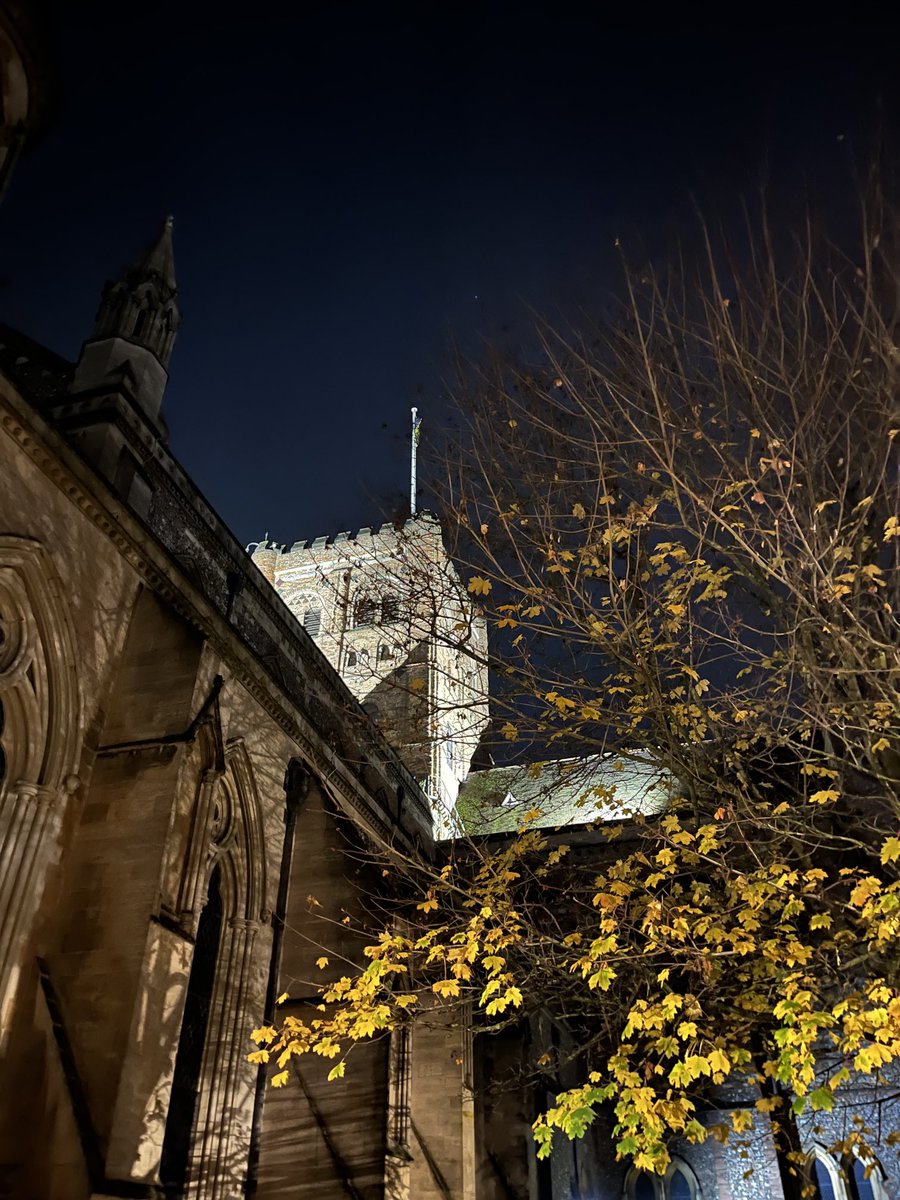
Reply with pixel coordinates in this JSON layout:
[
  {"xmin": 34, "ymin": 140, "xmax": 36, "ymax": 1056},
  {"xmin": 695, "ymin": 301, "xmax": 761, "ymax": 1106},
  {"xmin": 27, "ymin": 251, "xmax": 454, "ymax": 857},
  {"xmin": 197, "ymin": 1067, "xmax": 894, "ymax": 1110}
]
[
  {"xmin": 303, "ymin": 607, "xmax": 322, "ymax": 638},
  {"xmin": 378, "ymin": 643, "xmax": 394, "ymax": 662},
  {"xmin": 132, "ymin": 308, "xmax": 147, "ymax": 338},
  {"xmin": 354, "ymin": 596, "xmax": 378, "ymax": 627},
  {"xmin": 381, "ymin": 594, "xmax": 400, "ymax": 623}
]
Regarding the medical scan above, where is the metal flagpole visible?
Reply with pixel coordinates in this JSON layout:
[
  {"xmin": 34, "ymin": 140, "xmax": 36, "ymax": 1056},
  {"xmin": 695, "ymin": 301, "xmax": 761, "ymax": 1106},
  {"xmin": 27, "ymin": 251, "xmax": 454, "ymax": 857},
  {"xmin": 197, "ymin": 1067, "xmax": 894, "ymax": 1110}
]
[{"xmin": 410, "ymin": 406, "xmax": 419, "ymax": 516}]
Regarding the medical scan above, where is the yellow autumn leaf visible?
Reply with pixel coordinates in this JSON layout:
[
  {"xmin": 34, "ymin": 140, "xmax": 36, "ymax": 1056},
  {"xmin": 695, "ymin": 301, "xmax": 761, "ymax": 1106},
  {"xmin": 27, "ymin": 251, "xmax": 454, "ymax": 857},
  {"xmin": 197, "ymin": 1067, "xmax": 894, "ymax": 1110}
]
[
  {"xmin": 880, "ymin": 836, "xmax": 900, "ymax": 865},
  {"xmin": 808, "ymin": 789, "xmax": 839, "ymax": 805},
  {"xmin": 467, "ymin": 575, "xmax": 492, "ymax": 595},
  {"xmin": 316, "ymin": 956, "xmax": 329, "ymax": 970},
  {"xmin": 272, "ymin": 1070, "xmax": 289, "ymax": 1088}
]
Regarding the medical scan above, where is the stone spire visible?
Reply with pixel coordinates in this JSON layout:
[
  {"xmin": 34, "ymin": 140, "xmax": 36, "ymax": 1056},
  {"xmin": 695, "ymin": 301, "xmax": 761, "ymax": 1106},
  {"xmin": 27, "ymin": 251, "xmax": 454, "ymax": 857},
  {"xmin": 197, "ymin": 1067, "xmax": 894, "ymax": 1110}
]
[
  {"xmin": 91, "ymin": 216, "xmax": 181, "ymax": 370},
  {"xmin": 71, "ymin": 217, "xmax": 181, "ymax": 429}
]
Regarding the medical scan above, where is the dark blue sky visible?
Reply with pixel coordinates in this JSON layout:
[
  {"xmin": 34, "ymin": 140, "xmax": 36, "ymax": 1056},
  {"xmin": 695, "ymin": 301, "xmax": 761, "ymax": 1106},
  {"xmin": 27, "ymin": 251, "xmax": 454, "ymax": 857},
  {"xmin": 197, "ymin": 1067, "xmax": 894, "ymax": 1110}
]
[{"xmin": 1, "ymin": 4, "xmax": 897, "ymax": 545}]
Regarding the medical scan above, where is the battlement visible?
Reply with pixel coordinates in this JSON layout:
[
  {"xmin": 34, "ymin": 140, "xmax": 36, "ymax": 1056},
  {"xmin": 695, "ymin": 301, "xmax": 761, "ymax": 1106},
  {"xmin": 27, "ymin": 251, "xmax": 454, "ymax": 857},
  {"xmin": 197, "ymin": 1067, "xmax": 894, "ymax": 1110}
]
[{"xmin": 248, "ymin": 512, "xmax": 442, "ymax": 562}]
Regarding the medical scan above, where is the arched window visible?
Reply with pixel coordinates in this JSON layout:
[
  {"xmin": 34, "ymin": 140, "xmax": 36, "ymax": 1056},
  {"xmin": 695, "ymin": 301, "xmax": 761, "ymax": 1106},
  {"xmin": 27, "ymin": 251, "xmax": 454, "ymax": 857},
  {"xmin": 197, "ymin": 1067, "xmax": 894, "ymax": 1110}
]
[
  {"xmin": 631, "ymin": 1174, "xmax": 656, "ymax": 1200},
  {"xmin": 668, "ymin": 1164, "xmax": 694, "ymax": 1200},
  {"xmin": 850, "ymin": 1152, "xmax": 889, "ymax": 1200},
  {"xmin": 625, "ymin": 1159, "xmax": 701, "ymax": 1200},
  {"xmin": 378, "ymin": 642, "xmax": 395, "ymax": 662},
  {"xmin": 805, "ymin": 1146, "xmax": 849, "ymax": 1200},
  {"xmin": 303, "ymin": 607, "xmax": 322, "ymax": 638},
  {"xmin": 132, "ymin": 307, "xmax": 147, "ymax": 338}
]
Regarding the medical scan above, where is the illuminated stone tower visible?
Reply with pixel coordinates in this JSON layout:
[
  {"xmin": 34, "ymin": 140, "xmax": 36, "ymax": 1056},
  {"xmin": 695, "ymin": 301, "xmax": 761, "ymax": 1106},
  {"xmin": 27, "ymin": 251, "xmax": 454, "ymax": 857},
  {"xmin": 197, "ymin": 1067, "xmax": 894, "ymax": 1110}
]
[{"xmin": 251, "ymin": 512, "xmax": 489, "ymax": 835}]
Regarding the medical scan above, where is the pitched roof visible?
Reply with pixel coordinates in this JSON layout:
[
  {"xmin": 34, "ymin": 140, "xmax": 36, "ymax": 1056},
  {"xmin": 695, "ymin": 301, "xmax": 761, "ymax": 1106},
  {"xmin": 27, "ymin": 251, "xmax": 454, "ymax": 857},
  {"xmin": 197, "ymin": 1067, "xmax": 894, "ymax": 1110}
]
[
  {"xmin": 0, "ymin": 323, "xmax": 72, "ymax": 404},
  {"xmin": 457, "ymin": 751, "xmax": 676, "ymax": 834}
]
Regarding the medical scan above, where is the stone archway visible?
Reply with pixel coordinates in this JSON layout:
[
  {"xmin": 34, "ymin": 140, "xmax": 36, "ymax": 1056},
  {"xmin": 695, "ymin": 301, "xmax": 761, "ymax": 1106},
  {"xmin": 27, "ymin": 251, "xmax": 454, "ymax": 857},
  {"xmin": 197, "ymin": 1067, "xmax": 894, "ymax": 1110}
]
[{"xmin": 174, "ymin": 737, "xmax": 269, "ymax": 1199}]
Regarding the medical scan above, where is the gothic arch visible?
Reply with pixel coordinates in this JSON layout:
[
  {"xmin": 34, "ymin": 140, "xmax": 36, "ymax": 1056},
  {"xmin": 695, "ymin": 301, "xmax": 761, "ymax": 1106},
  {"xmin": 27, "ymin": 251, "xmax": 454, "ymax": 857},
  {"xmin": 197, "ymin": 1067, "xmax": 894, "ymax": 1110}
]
[
  {"xmin": 167, "ymin": 733, "xmax": 269, "ymax": 1198},
  {"xmin": 210, "ymin": 739, "xmax": 267, "ymax": 923},
  {"xmin": 177, "ymin": 730, "xmax": 267, "ymax": 929},
  {"xmin": 624, "ymin": 1157, "xmax": 702, "ymax": 1200},
  {"xmin": 805, "ymin": 1144, "xmax": 849, "ymax": 1200},
  {"xmin": 0, "ymin": 536, "xmax": 80, "ymax": 1040},
  {"xmin": 0, "ymin": 535, "xmax": 79, "ymax": 791}
]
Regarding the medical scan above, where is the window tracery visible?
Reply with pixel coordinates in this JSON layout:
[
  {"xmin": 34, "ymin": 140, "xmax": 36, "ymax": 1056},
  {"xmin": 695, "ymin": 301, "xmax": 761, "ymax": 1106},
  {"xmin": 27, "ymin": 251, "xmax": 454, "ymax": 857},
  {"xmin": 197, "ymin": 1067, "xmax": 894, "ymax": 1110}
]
[
  {"xmin": 0, "ymin": 537, "xmax": 79, "ymax": 793},
  {"xmin": 0, "ymin": 537, "xmax": 80, "ymax": 1043}
]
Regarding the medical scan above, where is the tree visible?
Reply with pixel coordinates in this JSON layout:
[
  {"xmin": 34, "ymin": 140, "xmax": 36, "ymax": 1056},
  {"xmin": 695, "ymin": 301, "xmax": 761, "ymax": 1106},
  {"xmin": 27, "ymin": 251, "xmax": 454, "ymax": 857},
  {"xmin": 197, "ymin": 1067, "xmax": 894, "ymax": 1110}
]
[{"xmin": 252, "ymin": 194, "xmax": 900, "ymax": 1192}]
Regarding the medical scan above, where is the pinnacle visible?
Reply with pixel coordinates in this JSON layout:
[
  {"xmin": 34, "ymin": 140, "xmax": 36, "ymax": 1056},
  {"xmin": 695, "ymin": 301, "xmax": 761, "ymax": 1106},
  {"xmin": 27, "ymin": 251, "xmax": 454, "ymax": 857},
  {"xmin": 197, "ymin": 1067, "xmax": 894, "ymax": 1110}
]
[{"xmin": 138, "ymin": 215, "xmax": 177, "ymax": 292}]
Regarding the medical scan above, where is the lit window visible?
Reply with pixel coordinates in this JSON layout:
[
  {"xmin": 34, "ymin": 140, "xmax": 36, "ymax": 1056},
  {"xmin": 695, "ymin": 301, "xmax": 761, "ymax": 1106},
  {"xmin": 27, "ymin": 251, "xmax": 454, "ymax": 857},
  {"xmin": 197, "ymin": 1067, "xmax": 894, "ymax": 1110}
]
[{"xmin": 303, "ymin": 607, "xmax": 321, "ymax": 638}]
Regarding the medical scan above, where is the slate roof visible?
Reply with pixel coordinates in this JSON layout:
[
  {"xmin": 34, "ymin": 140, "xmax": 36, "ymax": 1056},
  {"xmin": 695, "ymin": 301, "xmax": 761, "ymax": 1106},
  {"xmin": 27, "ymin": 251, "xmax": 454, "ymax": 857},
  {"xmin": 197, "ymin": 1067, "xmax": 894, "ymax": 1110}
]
[
  {"xmin": 456, "ymin": 751, "xmax": 676, "ymax": 834},
  {"xmin": 0, "ymin": 324, "xmax": 72, "ymax": 404}
]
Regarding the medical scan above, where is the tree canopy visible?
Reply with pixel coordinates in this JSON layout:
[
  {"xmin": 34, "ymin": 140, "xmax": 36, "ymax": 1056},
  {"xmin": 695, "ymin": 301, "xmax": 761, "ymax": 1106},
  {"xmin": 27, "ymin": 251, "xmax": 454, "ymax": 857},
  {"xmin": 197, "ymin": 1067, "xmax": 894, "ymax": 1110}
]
[{"xmin": 252, "ymin": 195, "xmax": 900, "ymax": 1194}]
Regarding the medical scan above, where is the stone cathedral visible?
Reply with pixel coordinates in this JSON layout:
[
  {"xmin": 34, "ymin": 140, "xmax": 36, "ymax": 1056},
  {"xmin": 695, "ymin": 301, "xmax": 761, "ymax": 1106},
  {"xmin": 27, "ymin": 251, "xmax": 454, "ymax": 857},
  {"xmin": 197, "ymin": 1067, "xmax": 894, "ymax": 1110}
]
[{"xmin": 1, "ymin": 11, "xmax": 898, "ymax": 1200}]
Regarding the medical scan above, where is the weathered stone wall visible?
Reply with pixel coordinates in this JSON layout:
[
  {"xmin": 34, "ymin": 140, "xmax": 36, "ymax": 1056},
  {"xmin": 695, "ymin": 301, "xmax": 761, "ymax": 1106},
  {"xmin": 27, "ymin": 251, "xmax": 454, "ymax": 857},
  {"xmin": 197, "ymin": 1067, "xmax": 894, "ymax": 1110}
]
[
  {"xmin": 252, "ymin": 515, "xmax": 490, "ymax": 833},
  {"xmin": 0, "ymin": 370, "xmax": 432, "ymax": 1199},
  {"xmin": 255, "ymin": 779, "xmax": 392, "ymax": 1199}
]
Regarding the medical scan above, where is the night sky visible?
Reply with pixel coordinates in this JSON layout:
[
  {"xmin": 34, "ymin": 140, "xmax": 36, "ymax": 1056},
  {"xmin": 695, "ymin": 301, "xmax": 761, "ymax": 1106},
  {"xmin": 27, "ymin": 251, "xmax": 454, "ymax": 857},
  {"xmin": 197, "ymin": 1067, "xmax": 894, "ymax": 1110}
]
[{"xmin": 1, "ymin": 5, "xmax": 898, "ymax": 546}]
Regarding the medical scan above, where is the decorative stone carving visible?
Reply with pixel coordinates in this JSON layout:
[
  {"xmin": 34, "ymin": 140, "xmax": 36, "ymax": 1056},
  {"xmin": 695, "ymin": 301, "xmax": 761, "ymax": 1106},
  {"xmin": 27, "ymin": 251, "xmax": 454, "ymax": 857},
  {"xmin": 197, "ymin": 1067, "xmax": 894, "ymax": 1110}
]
[
  {"xmin": 0, "ymin": 537, "xmax": 80, "ymax": 1043},
  {"xmin": 167, "ymin": 736, "xmax": 269, "ymax": 1197}
]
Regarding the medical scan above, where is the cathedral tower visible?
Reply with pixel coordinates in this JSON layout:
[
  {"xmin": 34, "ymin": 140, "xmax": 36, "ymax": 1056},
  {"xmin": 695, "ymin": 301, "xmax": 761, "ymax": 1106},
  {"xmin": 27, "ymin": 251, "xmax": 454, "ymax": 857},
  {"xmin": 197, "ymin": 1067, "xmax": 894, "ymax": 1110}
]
[{"xmin": 251, "ymin": 513, "xmax": 490, "ymax": 836}]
